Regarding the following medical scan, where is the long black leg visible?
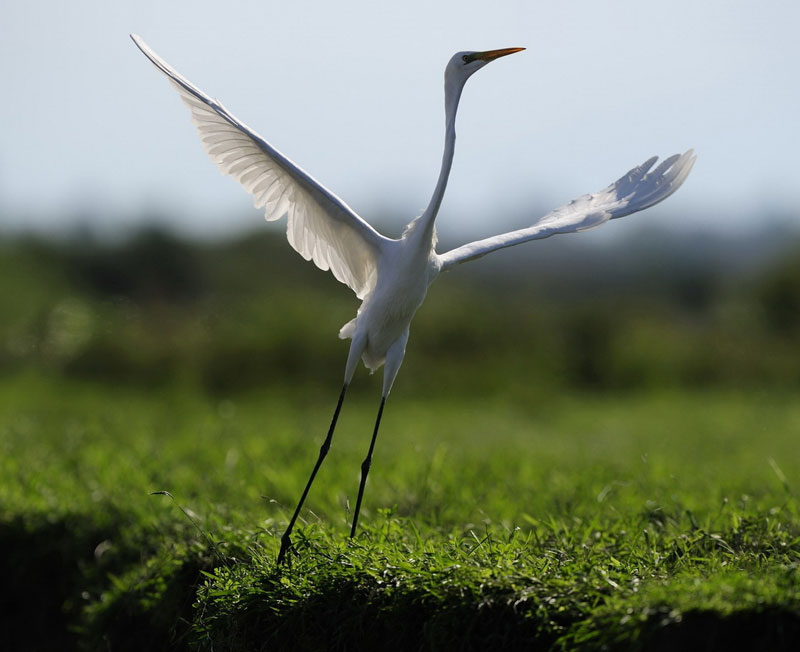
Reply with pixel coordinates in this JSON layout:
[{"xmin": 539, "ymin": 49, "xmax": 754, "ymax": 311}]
[
  {"xmin": 350, "ymin": 396, "xmax": 387, "ymax": 538},
  {"xmin": 277, "ymin": 384, "xmax": 348, "ymax": 565}
]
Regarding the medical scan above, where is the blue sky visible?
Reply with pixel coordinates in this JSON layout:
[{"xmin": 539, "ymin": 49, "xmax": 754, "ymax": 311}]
[{"xmin": 1, "ymin": 1, "xmax": 798, "ymax": 239}]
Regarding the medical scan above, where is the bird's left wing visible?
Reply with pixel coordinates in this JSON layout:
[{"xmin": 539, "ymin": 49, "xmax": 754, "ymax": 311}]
[
  {"xmin": 131, "ymin": 34, "xmax": 390, "ymax": 299},
  {"xmin": 437, "ymin": 151, "xmax": 695, "ymax": 270}
]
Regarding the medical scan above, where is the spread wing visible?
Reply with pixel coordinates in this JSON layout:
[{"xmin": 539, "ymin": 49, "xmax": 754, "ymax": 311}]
[
  {"xmin": 437, "ymin": 150, "xmax": 695, "ymax": 270},
  {"xmin": 131, "ymin": 34, "xmax": 390, "ymax": 299}
]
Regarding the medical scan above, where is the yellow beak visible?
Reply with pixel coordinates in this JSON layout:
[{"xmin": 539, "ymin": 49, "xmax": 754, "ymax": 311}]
[{"xmin": 474, "ymin": 47, "xmax": 526, "ymax": 62}]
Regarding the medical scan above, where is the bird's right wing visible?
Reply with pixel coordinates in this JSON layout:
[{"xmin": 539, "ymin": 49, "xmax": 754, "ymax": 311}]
[
  {"xmin": 131, "ymin": 34, "xmax": 390, "ymax": 299},
  {"xmin": 437, "ymin": 151, "xmax": 695, "ymax": 270}
]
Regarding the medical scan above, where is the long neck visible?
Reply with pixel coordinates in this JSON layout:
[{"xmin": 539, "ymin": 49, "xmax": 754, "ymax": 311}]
[{"xmin": 415, "ymin": 81, "xmax": 463, "ymax": 246}]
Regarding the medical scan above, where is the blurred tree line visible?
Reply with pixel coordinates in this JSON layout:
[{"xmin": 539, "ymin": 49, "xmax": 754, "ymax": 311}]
[{"xmin": 1, "ymin": 222, "xmax": 799, "ymax": 399}]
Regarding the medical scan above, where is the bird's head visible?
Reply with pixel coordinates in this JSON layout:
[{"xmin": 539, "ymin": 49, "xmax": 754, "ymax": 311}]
[{"xmin": 445, "ymin": 47, "xmax": 525, "ymax": 87}]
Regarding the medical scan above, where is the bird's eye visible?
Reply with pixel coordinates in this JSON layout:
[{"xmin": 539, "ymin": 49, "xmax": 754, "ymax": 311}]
[{"xmin": 461, "ymin": 55, "xmax": 470, "ymax": 63}]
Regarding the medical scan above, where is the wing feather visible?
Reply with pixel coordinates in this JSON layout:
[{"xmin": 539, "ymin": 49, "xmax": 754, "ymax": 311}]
[
  {"xmin": 437, "ymin": 151, "xmax": 696, "ymax": 270},
  {"xmin": 131, "ymin": 34, "xmax": 388, "ymax": 299}
]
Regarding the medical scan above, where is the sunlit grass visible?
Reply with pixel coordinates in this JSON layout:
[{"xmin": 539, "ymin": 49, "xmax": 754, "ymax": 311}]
[{"xmin": 2, "ymin": 374, "xmax": 799, "ymax": 649}]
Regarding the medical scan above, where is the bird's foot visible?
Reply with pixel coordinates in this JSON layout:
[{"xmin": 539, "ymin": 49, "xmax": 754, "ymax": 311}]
[{"xmin": 276, "ymin": 534, "xmax": 295, "ymax": 566}]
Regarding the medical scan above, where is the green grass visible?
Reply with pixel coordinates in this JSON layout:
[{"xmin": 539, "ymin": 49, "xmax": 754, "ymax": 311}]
[
  {"xmin": 4, "ymin": 224, "xmax": 800, "ymax": 649},
  {"xmin": 2, "ymin": 373, "xmax": 799, "ymax": 650}
]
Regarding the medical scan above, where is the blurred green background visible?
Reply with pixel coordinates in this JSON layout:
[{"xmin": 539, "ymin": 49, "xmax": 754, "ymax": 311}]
[
  {"xmin": 3, "ymin": 215, "xmax": 800, "ymax": 400},
  {"xmin": 4, "ymin": 211, "xmax": 800, "ymax": 649}
]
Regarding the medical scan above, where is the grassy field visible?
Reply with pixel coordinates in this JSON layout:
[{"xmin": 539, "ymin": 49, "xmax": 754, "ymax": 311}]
[
  {"xmin": 2, "ymin": 229, "xmax": 800, "ymax": 649},
  {"xmin": 2, "ymin": 374, "xmax": 799, "ymax": 650}
]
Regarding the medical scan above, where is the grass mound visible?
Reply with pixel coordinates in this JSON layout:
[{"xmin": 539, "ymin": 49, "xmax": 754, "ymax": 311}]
[{"xmin": 2, "ymin": 376, "xmax": 799, "ymax": 649}]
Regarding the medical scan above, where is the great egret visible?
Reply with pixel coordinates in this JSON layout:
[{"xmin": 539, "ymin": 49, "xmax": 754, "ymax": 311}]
[{"xmin": 131, "ymin": 35, "xmax": 695, "ymax": 564}]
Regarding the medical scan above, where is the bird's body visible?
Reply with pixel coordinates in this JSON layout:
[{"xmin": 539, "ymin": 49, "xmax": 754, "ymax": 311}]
[
  {"xmin": 131, "ymin": 36, "xmax": 695, "ymax": 564},
  {"xmin": 342, "ymin": 223, "xmax": 440, "ymax": 382}
]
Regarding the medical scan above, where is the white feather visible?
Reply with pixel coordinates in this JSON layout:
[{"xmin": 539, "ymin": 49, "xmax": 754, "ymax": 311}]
[
  {"xmin": 131, "ymin": 35, "xmax": 390, "ymax": 300},
  {"xmin": 437, "ymin": 150, "xmax": 696, "ymax": 269}
]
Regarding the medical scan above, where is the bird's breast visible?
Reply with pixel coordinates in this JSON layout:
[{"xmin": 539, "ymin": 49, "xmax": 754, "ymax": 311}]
[{"xmin": 355, "ymin": 249, "xmax": 439, "ymax": 366}]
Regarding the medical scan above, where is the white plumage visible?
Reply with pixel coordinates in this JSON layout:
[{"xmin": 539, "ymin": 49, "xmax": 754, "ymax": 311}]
[
  {"xmin": 132, "ymin": 36, "xmax": 386, "ymax": 300},
  {"xmin": 439, "ymin": 151, "xmax": 695, "ymax": 268},
  {"xmin": 131, "ymin": 36, "xmax": 695, "ymax": 563}
]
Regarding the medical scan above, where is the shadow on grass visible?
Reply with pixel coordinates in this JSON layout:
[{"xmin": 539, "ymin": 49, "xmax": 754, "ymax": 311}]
[
  {"xmin": 640, "ymin": 608, "xmax": 800, "ymax": 652},
  {"xmin": 0, "ymin": 511, "xmax": 203, "ymax": 652},
  {"xmin": 0, "ymin": 516, "xmax": 86, "ymax": 651},
  {"xmin": 196, "ymin": 570, "xmax": 558, "ymax": 651},
  {"xmin": 196, "ymin": 568, "xmax": 800, "ymax": 652},
  {"xmin": 2, "ymin": 515, "xmax": 799, "ymax": 651}
]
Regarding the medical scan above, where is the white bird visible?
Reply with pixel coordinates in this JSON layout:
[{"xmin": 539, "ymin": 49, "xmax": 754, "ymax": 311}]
[{"xmin": 131, "ymin": 35, "xmax": 695, "ymax": 564}]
